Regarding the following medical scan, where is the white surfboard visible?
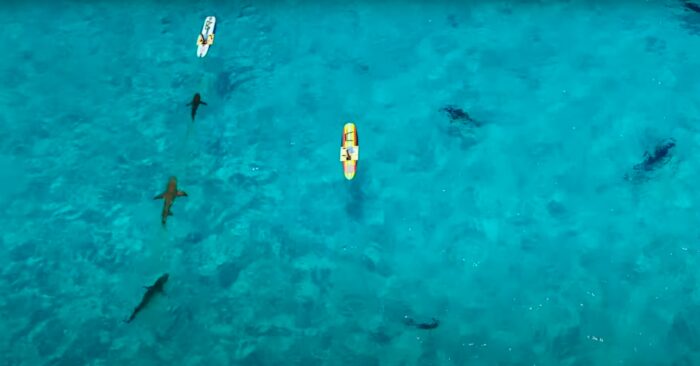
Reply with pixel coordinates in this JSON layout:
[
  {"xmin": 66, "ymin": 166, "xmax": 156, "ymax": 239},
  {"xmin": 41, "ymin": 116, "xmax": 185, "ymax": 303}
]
[{"xmin": 196, "ymin": 16, "xmax": 216, "ymax": 58}]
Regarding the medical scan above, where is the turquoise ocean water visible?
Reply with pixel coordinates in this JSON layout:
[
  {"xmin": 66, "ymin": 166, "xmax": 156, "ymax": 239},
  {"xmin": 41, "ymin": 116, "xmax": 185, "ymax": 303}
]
[{"xmin": 2, "ymin": 1, "xmax": 700, "ymax": 365}]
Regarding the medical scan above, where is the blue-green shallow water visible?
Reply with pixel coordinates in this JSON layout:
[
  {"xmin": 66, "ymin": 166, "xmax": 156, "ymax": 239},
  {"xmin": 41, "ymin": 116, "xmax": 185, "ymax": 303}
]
[{"xmin": 2, "ymin": 1, "xmax": 700, "ymax": 365}]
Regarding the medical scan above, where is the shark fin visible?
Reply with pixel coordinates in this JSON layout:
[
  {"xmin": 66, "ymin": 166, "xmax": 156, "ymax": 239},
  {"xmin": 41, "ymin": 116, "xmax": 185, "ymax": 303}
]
[
  {"xmin": 176, "ymin": 190, "xmax": 188, "ymax": 197},
  {"xmin": 200, "ymin": 101, "xmax": 207, "ymax": 106},
  {"xmin": 154, "ymin": 193, "xmax": 165, "ymax": 200}
]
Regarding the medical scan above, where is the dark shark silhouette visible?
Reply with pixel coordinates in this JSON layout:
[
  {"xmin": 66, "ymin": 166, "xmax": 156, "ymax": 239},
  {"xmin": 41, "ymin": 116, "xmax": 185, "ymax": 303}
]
[
  {"xmin": 683, "ymin": 0, "xmax": 700, "ymax": 13},
  {"xmin": 441, "ymin": 105, "xmax": 481, "ymax": 126},
  {"xmin": 404, "ymin": 317, "xmax": 439, "ymax": 330},
  {"xmin": 187, "ymin": 93, "xmax": 207, "ymax": 121},
  {"xmin": 625, "ymin": 138, "xmax": 676, "ymax": 182},
  {"xmin": 637, "ymin": 138, "xmax": 676, "ymax": 171},
  {"xmin": 125, "ymin": 273, "xmax": 169, "ymax": 323},
  {"xmin": 154, "ymin": 176, "xmax": 187, "ymax": 226}
]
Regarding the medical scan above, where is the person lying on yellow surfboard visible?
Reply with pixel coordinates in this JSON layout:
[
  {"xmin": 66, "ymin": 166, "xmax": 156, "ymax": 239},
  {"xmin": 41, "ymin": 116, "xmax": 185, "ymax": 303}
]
[
  {"xmin": 341, "ymin": 146, "xmax": 358, "ymax": 161},
  {"xmin": 340, "ymin": 122, "xmax": 359, "ymax": 180}
]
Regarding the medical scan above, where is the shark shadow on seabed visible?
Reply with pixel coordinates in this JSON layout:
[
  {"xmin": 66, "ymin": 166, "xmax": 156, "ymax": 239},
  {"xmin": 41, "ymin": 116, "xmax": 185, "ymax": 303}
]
[
  {"xmin": 215, "ymin": 65, "xmax": 258, "ymax": 99},
  {"xmin": 174, "ymin": 123, "xmax": 198, "ymax": 174},
  {"xmin": 446, "ymin": 122, "xmax": 481, "ymax": 150}
]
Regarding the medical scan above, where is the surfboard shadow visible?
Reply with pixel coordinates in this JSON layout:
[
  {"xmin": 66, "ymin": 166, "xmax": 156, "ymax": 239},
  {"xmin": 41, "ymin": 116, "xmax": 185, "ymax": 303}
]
[{"xmin": 344, "ymin": 166, "xmax": 369, "ymax": 220}]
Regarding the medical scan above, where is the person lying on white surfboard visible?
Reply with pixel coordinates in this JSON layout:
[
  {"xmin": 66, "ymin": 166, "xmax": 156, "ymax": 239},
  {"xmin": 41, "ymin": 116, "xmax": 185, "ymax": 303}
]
[
  {"xmin": 197, "ymin": 33, "xmax": 214, "ymax": 46},
  {"xmin": 196, "ymin": 16, "xmax": 216, "ymax": 57}
]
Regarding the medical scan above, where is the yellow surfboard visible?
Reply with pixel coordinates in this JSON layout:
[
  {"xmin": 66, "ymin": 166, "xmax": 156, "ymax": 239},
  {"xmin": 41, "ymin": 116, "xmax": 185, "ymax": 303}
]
[{"xmin": 340, "ymin": 123, "xmax": 359, "ymax": 180}]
